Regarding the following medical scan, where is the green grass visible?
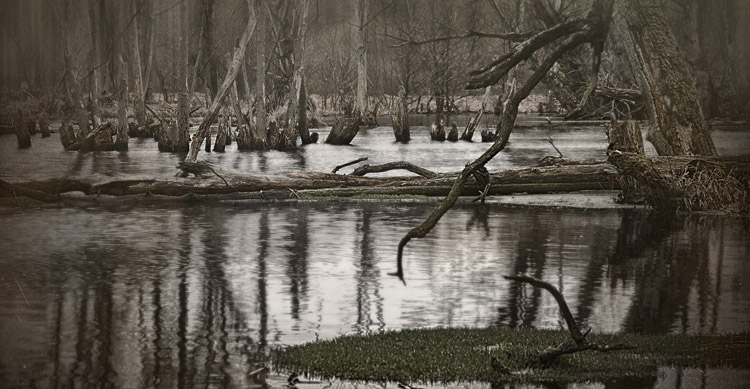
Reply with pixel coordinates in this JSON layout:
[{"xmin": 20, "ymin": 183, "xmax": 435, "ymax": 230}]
[{"xmin": 272, "ymin": 327, "xmax": 750, "ymax": 384}]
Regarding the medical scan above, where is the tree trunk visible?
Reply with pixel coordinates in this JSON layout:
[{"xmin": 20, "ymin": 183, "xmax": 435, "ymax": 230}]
[
  {"xmin": 213, "ymin": 114, "xmax": 228, "ymax": 152},
  {"xmin": 174, "ymin": 0, "xmax": 191, "ymax": 152},
  {"xmin": 392, "ymin": 87, "xmax": 410, "ymax": 142},
  {"xmin": 113, "ymin": 54, "xmax": 129, "ymax": 151},
  {"xmin": 254, "ymin": 0, "xmax": 268, "ymax": 144},
  {"xmin": 184, "ymin": 1, "xmax": 257, "ymax": 162},
  {"xmin": 39, "ymin": 118, "xmax": 50, "ymax": 137},
  {"xmin": 430, "ymin": 120, "xmax": 446, "ymax": 141},
  {"xmin": 355, "ymin": 0, "xmax": 368, "ymax": 118},
  {"xmin": 617, "ymin": 0, "xmax": 716, "ymax": 156},
  {"xmin": 447, "ymin": 123, "xmax": 459, "ymax": 141}
]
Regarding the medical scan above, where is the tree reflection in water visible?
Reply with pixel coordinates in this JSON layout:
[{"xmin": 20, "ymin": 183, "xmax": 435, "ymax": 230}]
[{"xmin": 0, "ymin": 204, "xmax": 748, "ymax": 387}]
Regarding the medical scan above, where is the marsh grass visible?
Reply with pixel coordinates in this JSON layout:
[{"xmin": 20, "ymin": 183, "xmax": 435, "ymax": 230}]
[{"xmin": 273, "ymin": 327, "xmax": 750, "ymax": 384}]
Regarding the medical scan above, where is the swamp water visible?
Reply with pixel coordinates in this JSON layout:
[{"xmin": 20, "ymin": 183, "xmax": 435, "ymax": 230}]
[{"xmin": 1, "ymin": 122, "xmax": 749, "ymax": 388}]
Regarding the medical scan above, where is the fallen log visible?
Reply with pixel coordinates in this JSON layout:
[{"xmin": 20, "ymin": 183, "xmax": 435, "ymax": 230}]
[
  {"xmin": 350, "ymin": 161, "xmax": 437, "ymax": 178},
  {"xmin": 2, "ymin": 162, "xmax": 618, "ymax": 199},
  {"xmin": 332, "ymin": 157, "xmax": 368, "ymax": 173},
  {"xmin": 0, "ymin": 178, "xmax": 59, "ymax": 203}
]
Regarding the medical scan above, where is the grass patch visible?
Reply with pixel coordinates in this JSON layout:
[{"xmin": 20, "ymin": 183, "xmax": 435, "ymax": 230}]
[{"xmin": 273, "ymin": 327, "xmax": 750, "ymax": 384}]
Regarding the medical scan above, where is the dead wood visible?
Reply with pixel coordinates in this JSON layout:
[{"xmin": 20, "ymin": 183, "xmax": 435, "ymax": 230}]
[
  {"xmin": 350, "ymin": 162, "xmax": 438, "ymax": 178},
  {"xmin": 504, "ymin": 274, "xmax": 633, "ymax": 366},
  {"xmin": 461, "ymin": 87, "xmax": 491, "ymax": 141},
  {"xmin": 332, "ymin": 157, "xmax": 368, "ymax": 173},
  {"xmin": 447, "ymin": 123, "xmax": 459, "ymax": 142},
  {"xmin": 325, "ymin": 111, "xmax": 362, "ymax": 145},
  {"xmin": 0, "ymin": 178, "xmax": 59, "ymax": 203},
  {"xmin": 430, "ymin": 120, "xmax": 446, "ymax": 141}
]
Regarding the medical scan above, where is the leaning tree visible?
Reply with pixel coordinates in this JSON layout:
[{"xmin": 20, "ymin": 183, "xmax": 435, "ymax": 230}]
[{"xmin": 391, "ymin": 0, "xmax": 716, "ymax": 281}]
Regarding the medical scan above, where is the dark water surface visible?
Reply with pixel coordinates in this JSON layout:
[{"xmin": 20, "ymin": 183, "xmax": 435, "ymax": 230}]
[
  {"xmin": 1, "ymin": 122, "xmax": 749, "ymax": 387},
  {"xmin": 1, "ymin": 203, "xmax": 748, "ymax": 387}
]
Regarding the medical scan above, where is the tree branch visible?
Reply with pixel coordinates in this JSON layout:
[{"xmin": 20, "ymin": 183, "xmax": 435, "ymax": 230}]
[
  {"xmin": 392, "ymin": 30, "xmax": 593, "ymax": 283},
  {"xmin": 389, "ymin": 29, "xmax": 532, "ymax": 48},
  {"xmin": 350, "ymin": 162, "xmax": 437, "ymax": 178}
]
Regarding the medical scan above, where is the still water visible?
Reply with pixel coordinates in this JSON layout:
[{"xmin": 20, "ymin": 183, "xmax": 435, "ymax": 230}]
[{"xmin": 0, "ymin": 122, "xmax": 749, "ymax": 387}]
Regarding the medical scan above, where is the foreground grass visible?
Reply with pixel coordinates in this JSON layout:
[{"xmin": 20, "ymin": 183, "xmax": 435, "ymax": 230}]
[{"xmin": 273, "ymin": 327, "xmax": 750, "ymax": 384}]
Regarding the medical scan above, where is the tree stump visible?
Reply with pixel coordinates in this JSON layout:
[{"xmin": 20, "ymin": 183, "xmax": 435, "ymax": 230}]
[
  {"xmin": 447, "ymin": 123, "xmax": 459, "ymax": 141},
  {"xmin": 430, "ymin": 120, "xmax": 446, "ymax": 141},
  {"xmin": 392, "ymin": 93, "xmax": 410, "ymax": 143},
  {"xmin": 157, "ymin": 119, "xmax": 190, "ymax": 152},
  {"xmin": 481, "ymin": 128, "xmax": 497, "ymax": 142},
  {"xmin": 26, "ymin": 119, "xmax": 37, "ymax": 136},
  {"xmin": 39, "ymin": 118, "xmax": 51, "ymax": 138},
  {"xmin": 213, "ymin": 117, "xmax": 228, "ymax": 152},
  {"xmin": 607, "ymin": 119, "xmax": 644, "ymax": 155},
  {"xmin": 13, "ymin": 113, "xmax": 31, "ymax": 149},
  {"xmin": 59, "ymin": 120, "xmax": 79, "ymax": 151},
  {"xmin": 204, "ymin": 131, "xmax": 212, "ymax": 152},
  {"xmin": 325, "ymin": 111, "xmax": 362, "ymax": 145}
]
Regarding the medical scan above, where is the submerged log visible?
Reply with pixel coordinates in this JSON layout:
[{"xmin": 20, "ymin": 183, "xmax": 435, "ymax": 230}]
[{"xmin": 325, "ymin": 111, "xmax": 362, "ymax": 145}]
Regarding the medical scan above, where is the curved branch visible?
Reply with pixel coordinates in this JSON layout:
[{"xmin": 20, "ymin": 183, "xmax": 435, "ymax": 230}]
[
  {"xmin": 392, "ymin": 31, "xmax": 592, "ymax": 283},
  {"xmin": 389, "ymin": 29, "xmax": 532, "ymax": 48},
  {"xmin": 504, "ymin": 275, "xmax": 584, "ymax": 344},
  {"xmin": 466, "ymin": 18, "xmax": 587, "ymax": 89},
  {"xmin": 350, "ymin": 162, "xmax": 437, "ymax": 178}
]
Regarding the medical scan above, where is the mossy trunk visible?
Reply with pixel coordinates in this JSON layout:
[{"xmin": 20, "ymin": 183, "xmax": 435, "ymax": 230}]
[{"xmin": 617, "ymin": 0, "xmax": 716, "ymax": 156}]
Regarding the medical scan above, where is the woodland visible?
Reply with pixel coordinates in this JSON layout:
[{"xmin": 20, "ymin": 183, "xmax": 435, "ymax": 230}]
[{"xmin": 2, "ymin": 0, "xmax": 750, "ymax": 385}]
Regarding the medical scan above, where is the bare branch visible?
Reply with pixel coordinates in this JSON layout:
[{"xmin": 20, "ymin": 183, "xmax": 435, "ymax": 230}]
[
  {"xmin": 392, "ymin": 30, "xmax": 592, "ymax": 283},
  {"xmin": 350, "ymin": 162, "xmax": 437, "ymax": 178},
  {"xmin": 389, "ymin": 29, "xmax": 531, "ymax": 48}
]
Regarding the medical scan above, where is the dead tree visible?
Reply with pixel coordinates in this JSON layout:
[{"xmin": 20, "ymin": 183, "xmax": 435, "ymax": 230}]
[
  {"xmin": 504, "ymin": 275, "xmax": 632, "ymax": 366},
  {"xmin": 392, "ymin": 0, "xmax": 616, "ymax": 282},
  {"xmin": 461, "ymin": 87, "xmax": 491, "ymax": 141},
  {"xmin": 392, "ymin": 87, "xmax": 410, "ymax": 143},
  {"xmin": 447, "ymin": 123, "xmax": 458, "ymax": 142},
  {"xmin": 184, "ymin": 0, "xmax": 257, "ymax": 163},
  {"xmin": 430, "ymin": 120, "xmax": 446, "ymax": 141}
]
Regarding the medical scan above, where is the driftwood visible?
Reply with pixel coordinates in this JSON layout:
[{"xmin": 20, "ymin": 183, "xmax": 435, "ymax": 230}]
[
  {"xmin": 350, "ymin": 162, "xmax": 437, "ymax": 178},
  {"xmin": 325, "ymin": 111, "xmax": 362, "ymax": 145},
  {"xmin": 332, "ymin": 157, "xmax": 368, "ymax": 173},
  {"xmin": 504, "ymin": 275, "xmax": 633, "ymax": 366}
]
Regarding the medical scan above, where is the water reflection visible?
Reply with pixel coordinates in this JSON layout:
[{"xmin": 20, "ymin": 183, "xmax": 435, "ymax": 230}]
[{"xmin": 0, "ymin": 203, "xmax": 748, "ymax": 387}]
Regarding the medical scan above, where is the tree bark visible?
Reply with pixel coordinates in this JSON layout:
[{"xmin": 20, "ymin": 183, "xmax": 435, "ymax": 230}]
[
  {"xmin": 392, "ymin": 87, "xmax": 410, "ymax": 142},
  {"xmin": 617, "ymin": 0, "xmax": 716, "ymax": 156},
  {"xmin": 254, "ymin": 0, "xmax": 268, "ymax": 144}
]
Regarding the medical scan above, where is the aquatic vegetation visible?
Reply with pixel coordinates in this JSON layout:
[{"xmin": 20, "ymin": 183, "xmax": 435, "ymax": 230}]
[{"xmin": 273, "ymin": 327, "xmax": 750, "ymax": 384}]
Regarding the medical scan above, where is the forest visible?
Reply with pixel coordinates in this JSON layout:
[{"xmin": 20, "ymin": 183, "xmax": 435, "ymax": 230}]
[{"xmin": 1, "ymin": 0, "xmax": 750, "ymax": 387}]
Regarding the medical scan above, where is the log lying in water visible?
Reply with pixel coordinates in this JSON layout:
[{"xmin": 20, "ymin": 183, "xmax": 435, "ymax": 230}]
[{"xmin": 1, "ymin": 162, "xmax": 619, "ymax": 201}]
